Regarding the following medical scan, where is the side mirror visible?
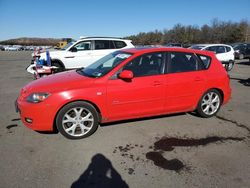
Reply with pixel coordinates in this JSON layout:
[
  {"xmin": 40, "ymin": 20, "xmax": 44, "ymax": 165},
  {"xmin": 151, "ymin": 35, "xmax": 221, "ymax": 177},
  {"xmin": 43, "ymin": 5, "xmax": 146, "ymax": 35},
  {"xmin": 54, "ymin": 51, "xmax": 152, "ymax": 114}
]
[
  {"xmin": 70, "ymin": 47, "xmax": 77, "ymax": 52},
  {"xmin": 119, "ymin": 70, "xmax": 134, "ymax": 80}
]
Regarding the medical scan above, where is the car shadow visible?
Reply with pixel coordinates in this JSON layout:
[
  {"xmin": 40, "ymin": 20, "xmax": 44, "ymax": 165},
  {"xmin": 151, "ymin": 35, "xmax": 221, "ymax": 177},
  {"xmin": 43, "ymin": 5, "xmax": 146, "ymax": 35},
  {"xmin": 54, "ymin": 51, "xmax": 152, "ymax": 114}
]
[
  {"xmin": 230, "ymin": 77, "xmax": 250, "ymax": 87},
  {"xmin": 100, "ymin": 112, "xmax": 187, "ymax": 127},
  {"xmin": 71, "ymin": 153, "xmax": 129, "ymax": 188}
]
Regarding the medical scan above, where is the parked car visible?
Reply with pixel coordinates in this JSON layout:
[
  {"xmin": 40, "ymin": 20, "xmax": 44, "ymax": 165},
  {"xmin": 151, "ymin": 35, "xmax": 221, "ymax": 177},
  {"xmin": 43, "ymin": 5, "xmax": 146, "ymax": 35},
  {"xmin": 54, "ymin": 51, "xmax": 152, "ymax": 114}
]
[
  {"xmin": 233, "ymin": 43, "xmax": 250, "ymax": 60},
  {"xmin": 189, "ymin": 44, "xmax": 235, "ymax": 71},
  {"xmin": 4, "ymin": 45, "xmax": 20, "ymax": 51},
  {"xmin": 165, "ymin": 43, "xmax": 183, "ymax": 47},
  {"xmin": 32, "ymin": 37, "xmax": 134, "ymax": 73},
  {"xmin": 16, "ymin": 47, "xmax": 231, "ymax": 139}
]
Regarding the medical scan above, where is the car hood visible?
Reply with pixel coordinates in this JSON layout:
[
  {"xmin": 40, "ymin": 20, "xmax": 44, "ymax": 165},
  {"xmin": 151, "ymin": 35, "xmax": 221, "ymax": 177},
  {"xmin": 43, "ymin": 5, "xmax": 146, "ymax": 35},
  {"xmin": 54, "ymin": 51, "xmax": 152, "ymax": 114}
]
[{"xmin": 22, "ymin": 70, "xmax": 94, "ymax": 94}]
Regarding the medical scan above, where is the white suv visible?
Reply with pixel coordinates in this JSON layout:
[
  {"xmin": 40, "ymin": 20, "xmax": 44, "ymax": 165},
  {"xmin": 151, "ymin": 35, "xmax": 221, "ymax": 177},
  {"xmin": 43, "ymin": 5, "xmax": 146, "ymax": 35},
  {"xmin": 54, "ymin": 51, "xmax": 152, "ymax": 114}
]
[
  {"xmin": 189, "ymin": 44, "xmax": 235, "ymax": 71},
  {"xmin": 37, "ymin": 37, "xmax": 134, "ymax": 71}
]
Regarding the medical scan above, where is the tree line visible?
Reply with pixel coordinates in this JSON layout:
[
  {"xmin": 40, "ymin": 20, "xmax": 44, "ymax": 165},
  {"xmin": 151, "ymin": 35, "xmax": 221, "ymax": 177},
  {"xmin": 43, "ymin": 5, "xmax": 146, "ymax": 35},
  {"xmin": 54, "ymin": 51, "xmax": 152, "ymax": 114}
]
[
  {"xmin": 125, "ymin": 19, "xmax": 250, "ymax": 46},
  {"xmin": 0, "ymin": 37, "xmax": 61, "ymax": 46}
]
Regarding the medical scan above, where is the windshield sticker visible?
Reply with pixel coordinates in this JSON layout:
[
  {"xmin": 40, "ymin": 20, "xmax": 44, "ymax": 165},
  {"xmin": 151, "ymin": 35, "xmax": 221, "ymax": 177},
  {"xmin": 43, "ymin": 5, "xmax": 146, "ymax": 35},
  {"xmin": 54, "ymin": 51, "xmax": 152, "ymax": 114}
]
[{"xmin": 115, "ymin": 54, "xmax": 131, "ymax": 59}]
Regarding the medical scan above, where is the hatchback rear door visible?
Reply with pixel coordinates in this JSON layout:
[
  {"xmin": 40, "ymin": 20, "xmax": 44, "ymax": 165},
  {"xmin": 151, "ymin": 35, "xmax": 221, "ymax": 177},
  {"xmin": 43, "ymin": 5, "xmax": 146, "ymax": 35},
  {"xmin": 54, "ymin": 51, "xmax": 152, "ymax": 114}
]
[{"xmin": 164, "ymin": 51, "xmax": 207, "ymax": 112}]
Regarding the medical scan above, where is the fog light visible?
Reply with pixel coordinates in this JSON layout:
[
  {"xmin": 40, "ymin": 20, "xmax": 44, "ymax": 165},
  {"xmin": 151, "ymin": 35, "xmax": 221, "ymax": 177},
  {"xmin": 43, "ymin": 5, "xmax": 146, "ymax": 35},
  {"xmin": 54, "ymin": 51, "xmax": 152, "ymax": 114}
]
[{"xmin": 25, "ymin": 118, "xmax": 33, "ymax": 123}]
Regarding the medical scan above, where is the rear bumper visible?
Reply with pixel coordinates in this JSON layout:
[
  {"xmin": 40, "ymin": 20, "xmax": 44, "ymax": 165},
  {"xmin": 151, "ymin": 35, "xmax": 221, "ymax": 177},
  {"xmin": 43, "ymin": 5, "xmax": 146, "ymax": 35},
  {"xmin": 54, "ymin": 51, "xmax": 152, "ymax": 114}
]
[
  {"xmin": 223, "ymin": 88, "xmax": 231, "ymax": 105},
  {"xmin": 221, "ymin": 60, "xmax": 234, "ymax": 65}
]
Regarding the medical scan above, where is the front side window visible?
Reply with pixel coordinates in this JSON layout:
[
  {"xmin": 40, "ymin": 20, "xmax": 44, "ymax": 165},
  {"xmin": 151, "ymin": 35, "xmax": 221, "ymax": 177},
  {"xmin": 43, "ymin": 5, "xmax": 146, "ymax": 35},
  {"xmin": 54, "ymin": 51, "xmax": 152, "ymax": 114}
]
[
  {"xmin": 73, "ymin": 41, "xmax": 91, "ymax": 51},
  {"xmin": 122, "ymin": 52, "xmax": 163, "ymax": 77},
  {"xmin": 77, "ymin": 51, "xmax": 132, "ymax": 78},
  {"xmin": 168, "ymin": 52, "xmax": 199, "ymax": 73}
]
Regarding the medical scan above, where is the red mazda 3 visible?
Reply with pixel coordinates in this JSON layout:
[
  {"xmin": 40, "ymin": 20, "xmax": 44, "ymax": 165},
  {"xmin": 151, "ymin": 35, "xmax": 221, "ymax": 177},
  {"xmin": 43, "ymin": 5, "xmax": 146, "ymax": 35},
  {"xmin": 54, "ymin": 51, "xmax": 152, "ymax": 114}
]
[{"xmin": 16, "ymin": 48, "xmax": 231, "ymax": 139}]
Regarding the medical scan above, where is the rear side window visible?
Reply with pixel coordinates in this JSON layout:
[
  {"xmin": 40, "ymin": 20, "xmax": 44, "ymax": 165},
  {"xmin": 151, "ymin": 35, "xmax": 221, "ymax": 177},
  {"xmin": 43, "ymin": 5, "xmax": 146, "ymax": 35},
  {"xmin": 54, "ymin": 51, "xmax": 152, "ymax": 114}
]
[
  {"xmin": 216, "ymin": 46, "xmax": 226, "ymax": 54},
  {"xmin": 206, "ymin": 46, "xmax": 217, "ymax": 52},
  {"xmin": 167, "ymin": 52, "xmax": 199, "ymax": 73},
  {"xmin": 94, "ymin": 40, "xmax": 108, "ymax": 50},
  {"xmin": 113, "ymin": 41, "xmax": 127, "ymax": 49},
  {"xmin": 197, "ymin": 55, "xmax": 211, "ymax": 69}
]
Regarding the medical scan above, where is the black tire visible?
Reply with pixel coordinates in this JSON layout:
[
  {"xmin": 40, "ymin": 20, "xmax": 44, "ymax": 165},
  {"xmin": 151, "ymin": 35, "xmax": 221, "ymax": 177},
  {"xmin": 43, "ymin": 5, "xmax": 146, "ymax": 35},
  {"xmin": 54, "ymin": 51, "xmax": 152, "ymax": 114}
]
[
  {"xmin": 196, "ymin": 89, "xmax": 222, "ymax": 118},
  {"xmin": 239, "ymin": 54, "xmax": 244, "ymax": 60},
  {"xmin": 227, "ymin": 60, "xmax": 234, "ymax": 71},
  {"xmin": 56, "ymin": 101, "xmax": 99, "ymax": 139},
  {"xmin": 52, "ymin": 61, "xmax": 65, "ymax": 73}
]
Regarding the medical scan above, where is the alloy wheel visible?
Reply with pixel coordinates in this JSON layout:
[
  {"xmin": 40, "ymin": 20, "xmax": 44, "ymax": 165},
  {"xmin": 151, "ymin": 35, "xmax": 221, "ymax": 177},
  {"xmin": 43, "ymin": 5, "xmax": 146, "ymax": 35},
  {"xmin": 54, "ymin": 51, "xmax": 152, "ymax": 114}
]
[
  {"xmin": 201, "ymin": 91, "xmax": 220, "ymax": 116},
  {"xmin": 62, "ymin": 107, "xmax": 94, "ymax": 137}
]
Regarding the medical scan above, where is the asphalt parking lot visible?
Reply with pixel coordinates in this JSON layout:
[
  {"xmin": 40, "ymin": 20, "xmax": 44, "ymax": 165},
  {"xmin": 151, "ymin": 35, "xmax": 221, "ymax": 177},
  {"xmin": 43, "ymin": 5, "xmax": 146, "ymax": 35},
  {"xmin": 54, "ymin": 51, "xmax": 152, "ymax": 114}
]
[{"xmin": 0, "ymin": 51, "xmax": 250, "ymax": 188}]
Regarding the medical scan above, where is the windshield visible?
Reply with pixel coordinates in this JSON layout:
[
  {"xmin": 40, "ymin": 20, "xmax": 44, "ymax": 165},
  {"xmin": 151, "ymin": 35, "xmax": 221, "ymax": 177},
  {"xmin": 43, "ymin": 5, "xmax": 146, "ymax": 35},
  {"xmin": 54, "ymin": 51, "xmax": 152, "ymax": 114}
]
[
  {"xmin": 77, "ymin": 51, "xmax": 132, "ymax": 78},
  {"xmin": 233, "ymin": 44, "xmax": 245, "ymax": 50},
  {"xmin": 61, "ymin": 42, "xmax": 75, "ymax": 50},
  {"xmin": 190, "ymin": 45, "xmax": 205, "ymax": 50}
]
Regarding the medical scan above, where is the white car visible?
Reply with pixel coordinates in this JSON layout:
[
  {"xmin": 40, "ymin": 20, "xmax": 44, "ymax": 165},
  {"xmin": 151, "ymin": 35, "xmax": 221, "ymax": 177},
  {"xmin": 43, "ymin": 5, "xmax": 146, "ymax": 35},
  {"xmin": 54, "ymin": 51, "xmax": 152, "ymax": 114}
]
[
  {"xmin": 189, "ymin": 44, "xmax": 235, "ymax": 71},
  {"xmin": 35, "ymin": 37, "xmax": 134, "ymax": 72},
  {"xmin": 5, "ymin": 45, "xmax": 22, "ymax": 51}
]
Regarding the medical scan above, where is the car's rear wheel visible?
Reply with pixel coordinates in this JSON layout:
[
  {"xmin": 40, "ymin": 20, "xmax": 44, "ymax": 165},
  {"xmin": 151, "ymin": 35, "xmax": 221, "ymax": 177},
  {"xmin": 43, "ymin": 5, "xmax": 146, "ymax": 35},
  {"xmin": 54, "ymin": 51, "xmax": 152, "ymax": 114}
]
[
  {"xmin": 196, "ymin": 89, "xmax": 222, "ymax": 118},
  {"xmin": 56, "ymin": 101, "xmax": 99, "ymax": 139},
  {"xmin": 227, "ymin": 60, "xmax": 234, "ymax": 71},
  {"xmin": 239, "ymin": 54, "xmax": 244, "ymax": 60}
]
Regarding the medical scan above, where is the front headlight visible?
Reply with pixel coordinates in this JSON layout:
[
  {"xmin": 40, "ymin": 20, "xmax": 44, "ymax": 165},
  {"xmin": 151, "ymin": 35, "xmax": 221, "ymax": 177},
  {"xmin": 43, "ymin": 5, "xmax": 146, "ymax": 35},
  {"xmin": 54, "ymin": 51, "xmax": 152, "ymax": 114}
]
[{"xmin": 26, "ymin": 93, "xmax": 50, "ymax": 103}]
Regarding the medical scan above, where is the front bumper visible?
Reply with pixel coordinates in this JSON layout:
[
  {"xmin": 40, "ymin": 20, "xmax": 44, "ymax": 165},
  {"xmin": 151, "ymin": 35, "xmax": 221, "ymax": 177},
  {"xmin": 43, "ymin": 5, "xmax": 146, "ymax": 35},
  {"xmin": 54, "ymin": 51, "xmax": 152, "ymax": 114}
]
[{"xmin": 15, "ymin": 97, "xmax": 56, "ymax": 131}]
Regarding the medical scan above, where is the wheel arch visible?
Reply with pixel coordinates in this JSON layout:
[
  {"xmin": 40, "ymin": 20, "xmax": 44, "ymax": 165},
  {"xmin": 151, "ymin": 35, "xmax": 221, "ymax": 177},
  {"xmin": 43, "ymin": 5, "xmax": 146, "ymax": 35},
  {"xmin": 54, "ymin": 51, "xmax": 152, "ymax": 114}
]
[
  {"xmin": 51, "ymin": 59, "xmax": 65, "ymax": 69},
  {"xmin": 53, "ymin": 99, "xmax": 102, "ymax": 132},
  {"xmin": 196, "ymin": 87, "xmax": 224, "ymax": 109}
]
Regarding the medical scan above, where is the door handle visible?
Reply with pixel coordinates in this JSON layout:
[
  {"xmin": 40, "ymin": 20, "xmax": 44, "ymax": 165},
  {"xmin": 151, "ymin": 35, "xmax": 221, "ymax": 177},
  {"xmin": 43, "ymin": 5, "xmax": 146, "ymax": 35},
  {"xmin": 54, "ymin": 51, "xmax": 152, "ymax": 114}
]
[
  {"xmin": 65, "ymin": 56, "xmax": 75, "ymax": 58},
  {"xmin": 194, "ymin": 77, "xmax": 203, "ymax": 81},
  {"xmin": 152, "ymin": 81, "xmax": 163, "ymax": 86}
]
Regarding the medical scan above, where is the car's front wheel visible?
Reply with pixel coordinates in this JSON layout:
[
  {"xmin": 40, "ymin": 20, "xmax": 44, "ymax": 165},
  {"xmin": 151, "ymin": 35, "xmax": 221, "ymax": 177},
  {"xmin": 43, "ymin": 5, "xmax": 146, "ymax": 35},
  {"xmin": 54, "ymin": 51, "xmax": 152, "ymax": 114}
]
[
  {"xmin": 52, "ymin": 61, "xmax": 65, "ymax": 73},
  {"xmin": 196, "ymin": 89, "xmax": 222, "ymax": 118},
  {"xmin": 56, "ymin": 101, "xmax": 99, "ymax": 139}
]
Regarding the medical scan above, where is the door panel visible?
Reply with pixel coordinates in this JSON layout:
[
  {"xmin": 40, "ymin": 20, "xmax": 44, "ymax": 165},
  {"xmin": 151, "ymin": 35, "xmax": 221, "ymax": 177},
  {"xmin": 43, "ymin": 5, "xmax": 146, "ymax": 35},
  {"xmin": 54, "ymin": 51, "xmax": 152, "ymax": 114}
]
[
  {"xmin": 64, "ymin": 40, "xmax": 94, "ymax": 68},
  {"xmin": 63, "ymin": 50, "xmax": 94, "ymax": 68},
  {"xmin": 107, "ymin": 75, "xmax": 165, "ymax": 120},
  {"xmin": 106, "ymin": 52, "xmax": 166, "ymax": 120},
  {"xmin": 164, "ymin": 71, "xmax": 206, "ymax": 112},
  {"xmin": 92, "ymin": 49, "xmax": 115, "ymax": 63}
]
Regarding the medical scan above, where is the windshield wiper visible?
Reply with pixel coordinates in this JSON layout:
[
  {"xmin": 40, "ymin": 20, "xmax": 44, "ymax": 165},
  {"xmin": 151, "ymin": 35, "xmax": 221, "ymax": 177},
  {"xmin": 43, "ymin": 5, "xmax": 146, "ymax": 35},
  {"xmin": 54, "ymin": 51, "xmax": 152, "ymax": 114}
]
[{"xmin": 76, "ymin": 69, "xmax": 98, "ymax": 78}]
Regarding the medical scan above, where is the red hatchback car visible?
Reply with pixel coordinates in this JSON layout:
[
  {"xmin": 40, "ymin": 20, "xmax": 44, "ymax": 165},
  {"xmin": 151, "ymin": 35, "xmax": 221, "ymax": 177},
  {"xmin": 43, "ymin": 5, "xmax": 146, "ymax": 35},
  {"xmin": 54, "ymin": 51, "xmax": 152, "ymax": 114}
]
[{"xmin": 16, "ymin": 48, "xmax": 231, "ymax": 139}]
